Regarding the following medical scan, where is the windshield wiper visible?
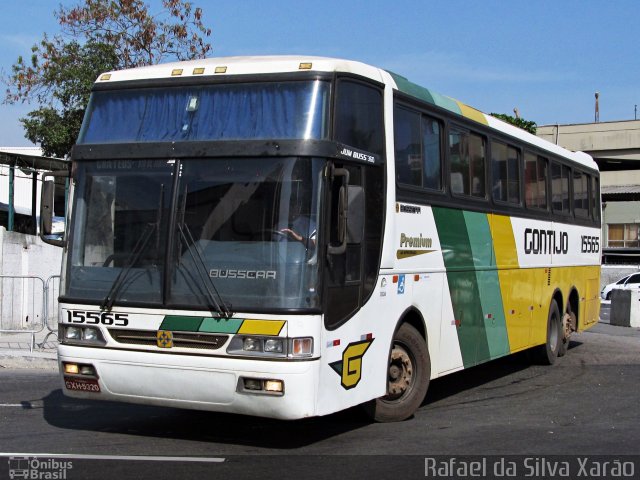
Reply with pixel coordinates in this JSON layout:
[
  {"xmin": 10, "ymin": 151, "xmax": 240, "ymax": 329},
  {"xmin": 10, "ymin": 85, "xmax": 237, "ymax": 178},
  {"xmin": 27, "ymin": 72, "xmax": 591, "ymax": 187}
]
[
  {"xmin": 177, "ymin": 221, "xmax": 234, "ymax": 318},
  {"xmin": 175, "ymin": 188, "xmax": 233, "ymax": 318},
  {"xmin": 100, "ymin": 222, "xmax": 156, "ymax": 311},
  {"xmin": 101, "ymin": 185, "xmax": 165, "ymax": 311}
]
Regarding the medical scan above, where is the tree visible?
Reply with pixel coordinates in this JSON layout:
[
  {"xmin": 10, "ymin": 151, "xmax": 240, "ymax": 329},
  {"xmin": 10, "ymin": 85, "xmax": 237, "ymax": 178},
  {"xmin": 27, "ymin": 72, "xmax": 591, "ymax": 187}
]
[
  {"xmin": 4, "ymin": 0, "xmax": 212, "ymax": 157},
  {"xmin": 490, "ymin": 113, "xmax": 537, "ymax": 135}
]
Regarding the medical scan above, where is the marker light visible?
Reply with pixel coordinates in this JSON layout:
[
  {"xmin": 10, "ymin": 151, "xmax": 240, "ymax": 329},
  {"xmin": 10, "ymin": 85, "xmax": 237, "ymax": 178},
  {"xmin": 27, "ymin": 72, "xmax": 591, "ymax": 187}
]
[
  {"xmin": 64, "ymin": 363, "xmax": 79, "ymax": 375},
  {"xmin": 291, "ymin": 338, "xmax": 313, "ymax": 357},
  {"xmin": 243, "ymin": 378, "xmax": 262, "ymax": 391},
  {"xmin": 79, "ymin": 365, "xmax": 96, "ymax": 376},
  {"xmin": 239, "ymin": 377, "xmax": 284, "ymax": 396},
  {"xmin": 264, "ymin": 380, "xmax": 284, "ymax": 393}
]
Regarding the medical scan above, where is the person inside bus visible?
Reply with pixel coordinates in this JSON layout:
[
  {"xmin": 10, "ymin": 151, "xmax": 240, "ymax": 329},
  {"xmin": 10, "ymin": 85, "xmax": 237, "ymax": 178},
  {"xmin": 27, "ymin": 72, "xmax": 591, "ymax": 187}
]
[
  {"xmin": 276, "ymin": 164, "xmax": 317, "ymax": 249},
  {"xmin": 280, "ymin": 214, "xmax": 316, "ymax": 248}
]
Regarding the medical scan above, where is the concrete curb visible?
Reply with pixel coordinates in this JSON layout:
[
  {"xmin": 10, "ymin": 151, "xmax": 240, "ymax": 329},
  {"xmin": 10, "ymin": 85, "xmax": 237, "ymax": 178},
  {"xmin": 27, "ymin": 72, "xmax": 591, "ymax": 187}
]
[{"xmin": 0, "ymin": 351, "xmax": 58, "ymax": 370}]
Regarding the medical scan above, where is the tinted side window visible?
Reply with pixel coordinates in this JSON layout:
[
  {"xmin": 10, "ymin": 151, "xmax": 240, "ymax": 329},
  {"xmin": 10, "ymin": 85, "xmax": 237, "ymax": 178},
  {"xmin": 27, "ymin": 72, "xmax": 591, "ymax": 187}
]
[
  {"xmin": 525, "ymin": 152, "xmax": 548, "ymax": 209},
  {"xmin": 421, "ymin": 115, "xmax": 442, "ymax": 190},
  {"xmin": 450, "ymin": 129, "xmax": 486, "ymax": 198},
  {"xmin": 335, "ymin": 80, "xmax": 384, "ymax": 155},
  {"xmin": 394, "ymin": 106, "xmax": 421, "ymax": 185},
  {"xmin": 394, "ymin": 105, "xmax": 442, "ymax": 190},
  {"xmin": 591, "ymin": 176, "xmax": 600, "ymax": 222},
  {"xmin": 491, "ymin": 141, "xmax": 520, "ymax": 204},
  {"xmin": 551, "ymin": 162, "xmax": 570, "ymax": 215},
  {"xmin": 573, "ymin": 170, "xmax": 589, "ymax": 218}
]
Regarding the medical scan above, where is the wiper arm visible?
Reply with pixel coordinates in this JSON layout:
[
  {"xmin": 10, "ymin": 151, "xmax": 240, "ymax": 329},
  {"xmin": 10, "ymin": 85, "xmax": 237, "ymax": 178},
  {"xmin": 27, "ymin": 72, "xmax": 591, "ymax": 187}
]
[
  {"xmin": 100, "ymin": 223, "xmax": 156, "ymax": 311},
  {"xmin": 177, "ymin": 222, "xmax": 233, "ymax": 318}
]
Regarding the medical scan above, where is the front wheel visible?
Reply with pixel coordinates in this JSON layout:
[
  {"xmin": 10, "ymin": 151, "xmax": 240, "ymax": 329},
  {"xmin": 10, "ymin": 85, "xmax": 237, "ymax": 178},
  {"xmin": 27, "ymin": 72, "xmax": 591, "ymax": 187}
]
[{"xmin": 363, "ymin": 323, "xmax": 430, "ymax": 422}]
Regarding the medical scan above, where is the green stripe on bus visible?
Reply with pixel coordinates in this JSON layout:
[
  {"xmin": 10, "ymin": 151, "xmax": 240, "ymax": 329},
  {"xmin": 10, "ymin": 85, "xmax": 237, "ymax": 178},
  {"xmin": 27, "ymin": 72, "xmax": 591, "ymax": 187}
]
[
  {"xmin": 462, "ymin": 211, "xmax": 511, "ymax": 358},
  {"xmin": 388, "ymin": 71, "xmax": 463, "ymax": 117},
  {"xmin": 199, "ymin": 317, "xmax": 243, "ymax": 334},
  {"xmin": 430, "ymin": 91, "xmax": 462, "ymax": 115},
  {"xmin": 387, "ymin": 71, "xmax": 435, "ymax": 105},
  {"xmin": 433, "ymin": 207, "xmax": 490, "ymax": 367},
  {"xmin": 160, "ymin": 316, "xmax": 204, "ymax": 332}
]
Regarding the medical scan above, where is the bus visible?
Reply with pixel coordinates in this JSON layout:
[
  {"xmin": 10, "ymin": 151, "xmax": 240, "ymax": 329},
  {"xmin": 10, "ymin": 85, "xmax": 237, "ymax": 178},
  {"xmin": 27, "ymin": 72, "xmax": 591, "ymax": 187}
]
[{"xmin": 40, "ymin": 56, "xmax": 601, "ymax": 422}]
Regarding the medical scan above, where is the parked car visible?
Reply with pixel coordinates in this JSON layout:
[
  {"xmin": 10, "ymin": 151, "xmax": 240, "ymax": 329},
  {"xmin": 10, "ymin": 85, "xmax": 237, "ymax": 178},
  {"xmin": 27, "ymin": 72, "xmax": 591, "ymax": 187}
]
[{"xmin": 601, "ymin": 272, "xmax": 640, "ymax": 300}]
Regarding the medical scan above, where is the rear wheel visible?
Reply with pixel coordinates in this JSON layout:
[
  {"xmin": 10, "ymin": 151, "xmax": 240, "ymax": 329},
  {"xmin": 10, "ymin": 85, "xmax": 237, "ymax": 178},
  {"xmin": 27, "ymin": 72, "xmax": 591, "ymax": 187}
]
[
  {"xmin": 558, "ymin": 309, "xmax": 575, "ymax": 357},
  {"xmin": 533, "ymin": 299, "xmax": 562, "ymax": 365},
  {"xmin": 363, "ymin": 323, "xmax": 430, "ymax": 422}
]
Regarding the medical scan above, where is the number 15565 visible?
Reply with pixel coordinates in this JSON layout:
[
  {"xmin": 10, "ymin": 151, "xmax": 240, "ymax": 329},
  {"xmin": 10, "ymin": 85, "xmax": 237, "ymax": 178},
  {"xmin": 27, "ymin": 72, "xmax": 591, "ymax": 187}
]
[{"xmin": 65, "ymin": 310, "xmax": 129, "ymax": 326}]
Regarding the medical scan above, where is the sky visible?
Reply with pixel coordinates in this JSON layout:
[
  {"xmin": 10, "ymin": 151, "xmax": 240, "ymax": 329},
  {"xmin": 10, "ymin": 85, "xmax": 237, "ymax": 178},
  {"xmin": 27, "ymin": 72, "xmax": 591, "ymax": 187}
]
[{"xmin": 1, "ymin": 0, "xmax": 639, "ymax": 147}]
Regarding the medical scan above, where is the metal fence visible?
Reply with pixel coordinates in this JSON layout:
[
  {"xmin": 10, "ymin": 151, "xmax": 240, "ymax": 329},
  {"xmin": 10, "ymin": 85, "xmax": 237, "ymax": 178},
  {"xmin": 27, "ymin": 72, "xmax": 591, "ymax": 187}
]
[{"xmin": 0, "ymin": 274, "xmax": 60, "ymax": 351}]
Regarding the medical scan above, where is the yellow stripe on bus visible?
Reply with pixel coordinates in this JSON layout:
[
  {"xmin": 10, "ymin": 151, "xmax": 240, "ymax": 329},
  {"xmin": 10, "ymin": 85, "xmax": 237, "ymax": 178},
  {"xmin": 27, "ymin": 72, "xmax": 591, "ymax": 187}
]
[
  {"xmin": 488, "ymin": 215, "xmax": 530, "ymax": 352},
  {"xmin": 490, "ymin": 214, "xmax": 519, "ymax": 268},
  {"xmin": 238, "ymin": 319, "xmax": 286, "ymax": 336},
  {"xmin": 456, "ymin": 101, "xmax": 489, "ymax": 126}
]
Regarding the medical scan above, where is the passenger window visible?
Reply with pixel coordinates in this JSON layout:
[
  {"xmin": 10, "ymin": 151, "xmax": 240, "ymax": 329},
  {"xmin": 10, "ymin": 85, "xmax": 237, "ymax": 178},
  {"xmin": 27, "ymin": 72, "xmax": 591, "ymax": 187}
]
[
  {"xmin": 394, "ymin": 105, "xmax": 442, "ymax": 190},
  {"xmin": 573, "ymin": 170, "xmax": 589, "ymax": 218},
  {"xmin": 525, "ymin": 152, "xmax": 547, "ymax": 209},
  {"xmin": 551, "ymin": 162, "xmax": 570, "ymax": 215},
  {"xmin": 491, "ymin": 141, "xmax": 520, "ymax": 204},
  {"xmin": 450, "ymin": 128, "xmax": 485, "ymax": 198},
  {"xmin": 591, "ymin": 176, "xmax": 600, "ymax": 221}
]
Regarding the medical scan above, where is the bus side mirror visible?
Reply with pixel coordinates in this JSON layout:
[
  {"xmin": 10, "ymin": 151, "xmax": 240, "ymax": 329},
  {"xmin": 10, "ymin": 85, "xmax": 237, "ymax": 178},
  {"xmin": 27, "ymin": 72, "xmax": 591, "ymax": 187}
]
[
  {"xmin": 327, "ymin": 167, "xmax": 349, "ymax": 255},
  {"xmin": 41, "ymin": 180, "xmax": 55, "ymax": 235},
  {"xmin": 40, "ymin": 170, "xmax": 68, "ymax": 248}
]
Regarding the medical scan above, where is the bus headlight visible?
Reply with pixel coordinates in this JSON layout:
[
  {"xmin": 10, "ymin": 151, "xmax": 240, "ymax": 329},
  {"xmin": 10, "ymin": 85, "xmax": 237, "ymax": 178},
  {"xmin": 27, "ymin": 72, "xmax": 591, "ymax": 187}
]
[
  {"xmin": 82, "ymin": 328, "xmax": 100, "ymax": 342},
  {"xmin": 227, "ymin": 335, "xmax": 314, "ymax": 358},
  {"xmin": 243, "ymin": 337, "xmax": 262, "ymax": 352},
  {"xmin": 60, "ymin": 325, "xmax": 106, "ymax": 346},
  {"xmin": 64, "ymin": 327, "xmax": 82, "ymax": 340},
  {"xmin": 264, "ymin": 338, "xmax": 284, "ymax": 353}
]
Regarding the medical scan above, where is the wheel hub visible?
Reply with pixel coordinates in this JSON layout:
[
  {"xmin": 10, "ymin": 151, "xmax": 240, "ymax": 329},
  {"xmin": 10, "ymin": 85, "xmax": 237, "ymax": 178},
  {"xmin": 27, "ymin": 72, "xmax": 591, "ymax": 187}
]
[{"xmin": 386, "ymin": 345, "xmax": 414, "ymax": 400}]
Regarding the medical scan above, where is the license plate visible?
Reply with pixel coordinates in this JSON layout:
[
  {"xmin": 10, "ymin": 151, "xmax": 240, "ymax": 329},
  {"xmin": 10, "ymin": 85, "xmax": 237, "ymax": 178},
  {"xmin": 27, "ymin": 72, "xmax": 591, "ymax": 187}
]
[{"xmin": 64, "ymin": 377, "xmax": 101, "ymax": 393}]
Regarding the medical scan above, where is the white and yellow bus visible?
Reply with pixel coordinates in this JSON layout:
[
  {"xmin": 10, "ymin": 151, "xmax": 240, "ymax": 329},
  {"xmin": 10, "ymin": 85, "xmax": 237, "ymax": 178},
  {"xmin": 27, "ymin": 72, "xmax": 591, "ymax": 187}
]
[{"xmin": 41, "ymin": 56, "xmax": 601, "ymax": 422}]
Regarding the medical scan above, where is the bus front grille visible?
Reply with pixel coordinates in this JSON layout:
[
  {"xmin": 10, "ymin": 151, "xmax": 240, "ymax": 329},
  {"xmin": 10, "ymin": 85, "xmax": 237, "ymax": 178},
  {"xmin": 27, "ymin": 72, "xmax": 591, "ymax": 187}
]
[{"xmin": 108, "ymin": 329, "xmax": 229, "ymax": 350}]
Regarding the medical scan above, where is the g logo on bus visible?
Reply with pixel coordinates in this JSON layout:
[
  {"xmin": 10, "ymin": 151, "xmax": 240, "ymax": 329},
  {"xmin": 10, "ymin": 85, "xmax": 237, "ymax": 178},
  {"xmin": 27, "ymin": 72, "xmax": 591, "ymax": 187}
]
[
  {"xmin": 157, "ymin": 330, "xmax": 173, "ymax": 348},
  {"xmin": 330, "ymin": 339, "xmax": 374, "ymax": 390}
]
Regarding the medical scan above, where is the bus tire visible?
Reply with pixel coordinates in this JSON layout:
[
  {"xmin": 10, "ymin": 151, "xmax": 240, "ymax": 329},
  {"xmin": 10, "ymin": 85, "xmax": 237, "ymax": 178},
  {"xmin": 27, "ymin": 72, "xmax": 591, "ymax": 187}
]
[
  {"xmin": 534, "ymin": 299, "xmax": 561, "ymax": 365},
  {"xmin": 558, "ymin": 311, "xmax": 574, "ymax": 357},
  {"xmin": 363, "ymin": 322, "xmax": 430, "ymax": 422}
]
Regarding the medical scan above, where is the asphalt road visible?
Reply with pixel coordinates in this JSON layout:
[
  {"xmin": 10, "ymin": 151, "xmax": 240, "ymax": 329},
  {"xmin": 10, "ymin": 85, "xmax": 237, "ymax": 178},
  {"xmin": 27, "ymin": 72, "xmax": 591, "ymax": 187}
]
[{"xmin": 1, "ymin": 318, "xmax": 639, "ymax": 480}]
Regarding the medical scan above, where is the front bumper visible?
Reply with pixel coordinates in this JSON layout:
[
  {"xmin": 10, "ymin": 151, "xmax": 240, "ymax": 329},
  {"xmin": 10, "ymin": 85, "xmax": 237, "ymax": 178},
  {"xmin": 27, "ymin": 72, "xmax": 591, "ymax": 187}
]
[{"xmin": 58, "ymin": 344, "xmax": 320, "ymax": 420}]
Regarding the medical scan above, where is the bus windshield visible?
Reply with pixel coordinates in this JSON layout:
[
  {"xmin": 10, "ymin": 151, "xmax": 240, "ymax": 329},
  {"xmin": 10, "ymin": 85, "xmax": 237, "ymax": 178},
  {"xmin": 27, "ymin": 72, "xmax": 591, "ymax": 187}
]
[
  {"xmin": 78, "ymin": 80, "xmax": 330, "ymax": 144},
  {"xmin": 67, "ymin": 157, "xmax": 323, "ymax": 311}
]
